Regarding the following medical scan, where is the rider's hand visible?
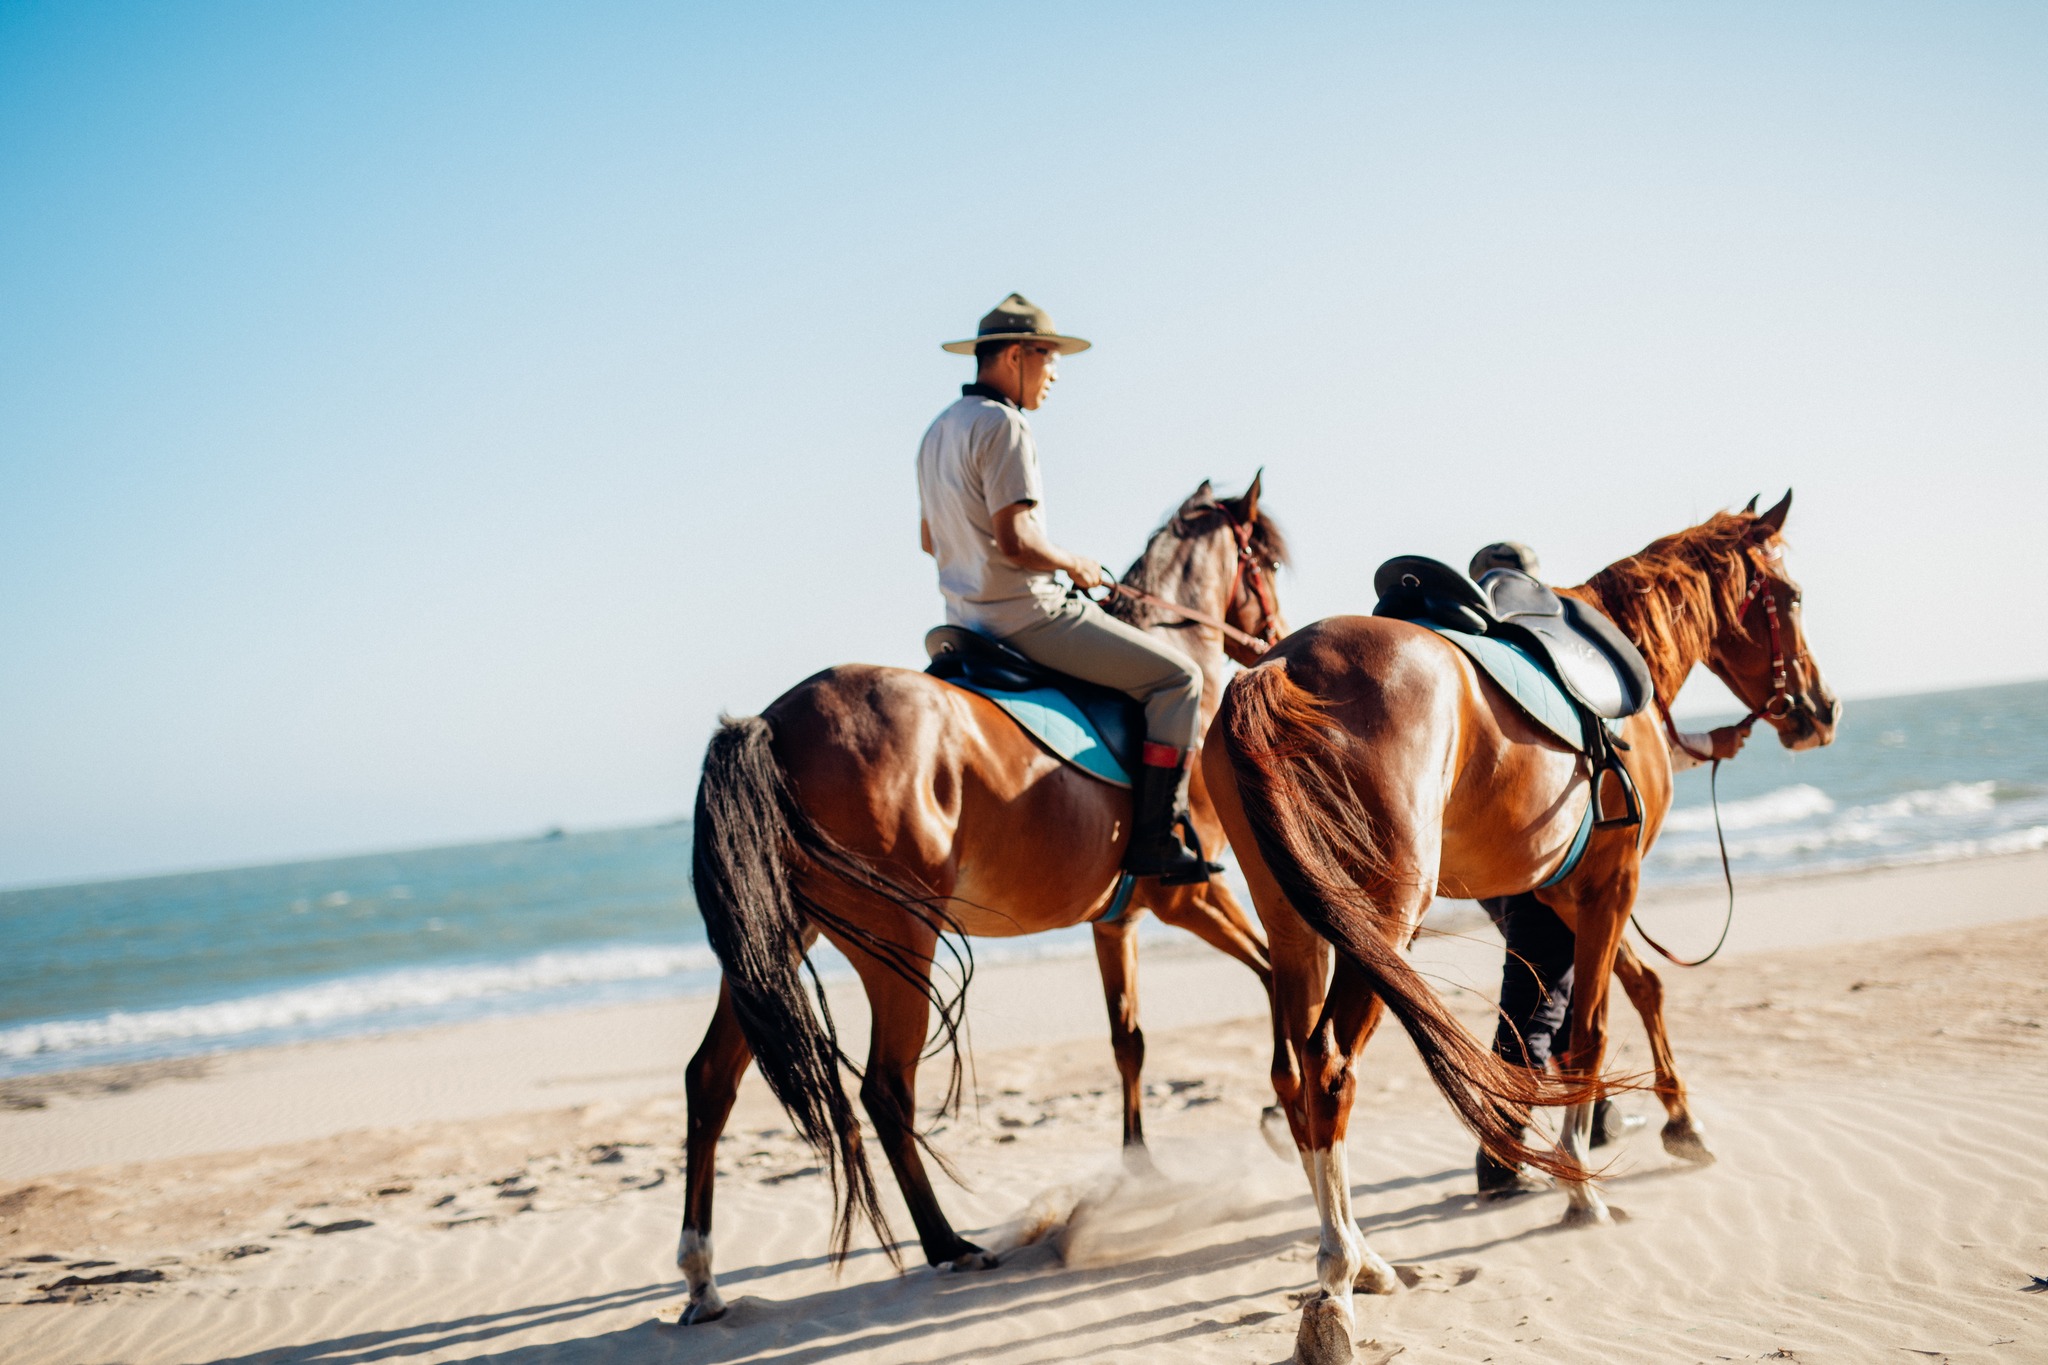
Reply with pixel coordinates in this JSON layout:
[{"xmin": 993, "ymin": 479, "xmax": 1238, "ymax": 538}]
[
  {"xmin": 1707, "ymin": 724, "xmax": 1749, "ymax": 760},
  {"xmin": 1066, "ymin": 556, "xmax": 1108, "ymax": 592}
]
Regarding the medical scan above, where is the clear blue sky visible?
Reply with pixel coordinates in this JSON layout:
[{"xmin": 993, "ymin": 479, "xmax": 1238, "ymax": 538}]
[{"xmin": 3, "ymin": 1, "xmax": 2043, "ymax": 888}]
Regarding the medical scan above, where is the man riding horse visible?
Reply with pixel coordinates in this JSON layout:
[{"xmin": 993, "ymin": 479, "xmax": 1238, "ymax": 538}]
[{"xmin": 918, "ymin": 293, "xmax": 1215, "ymax": 884}]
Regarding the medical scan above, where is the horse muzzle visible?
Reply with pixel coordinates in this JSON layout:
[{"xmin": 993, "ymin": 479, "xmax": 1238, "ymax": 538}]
[{"xmin": 1772, "ymin": 683, "xmax": 1841, "ymax": 751}]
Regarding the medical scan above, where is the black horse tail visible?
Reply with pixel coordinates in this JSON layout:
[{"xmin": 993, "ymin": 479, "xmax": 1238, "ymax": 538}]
[
  {"xmin": 691, "ymin": 714, "xmax": 892, "ymax": 1266},
  {"xmin": 1217, "ymin": 665, "xmax": 1603, "ymax": 1180},
  {"xmin": 691, "ymin": 713, "xmax": 972, "ymax": 1267}
]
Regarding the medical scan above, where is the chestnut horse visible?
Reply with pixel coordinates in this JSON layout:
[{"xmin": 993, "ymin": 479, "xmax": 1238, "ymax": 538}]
[
  {"xmin": 676, "ymin": 478, "xmax": 1287, "ymax": 1324},
  {"xmin": 1204, "ymin": 493, "xmax": 1838, "ymax": 1362}
]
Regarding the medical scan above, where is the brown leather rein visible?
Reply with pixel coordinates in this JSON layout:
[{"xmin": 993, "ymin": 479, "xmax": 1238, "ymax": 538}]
[
  {"xmin": 1634, "ymin": 545, "xmax": 1805, "ymax": 968},
  {"xmin": 1103, "ymin": 505, "xmax": 1280, "ymax": 656}
]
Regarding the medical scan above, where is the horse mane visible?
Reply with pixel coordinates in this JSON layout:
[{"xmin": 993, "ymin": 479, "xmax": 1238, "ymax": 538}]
[
  {"xmin": 1105, "ymin": 494, "xmax": 1289, "ymax": 630},
  {"xmin": 1574, "ymin": 509, "xmax": 1779, "ymax": 702}
]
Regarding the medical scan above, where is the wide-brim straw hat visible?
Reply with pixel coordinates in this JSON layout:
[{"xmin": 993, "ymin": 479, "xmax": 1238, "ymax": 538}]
[{"xmin": 941, "ymin": 293, "xmax": 1092, "ymax": 355}]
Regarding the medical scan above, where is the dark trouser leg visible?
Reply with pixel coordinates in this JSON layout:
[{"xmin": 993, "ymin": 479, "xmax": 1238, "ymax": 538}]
[
  {"xmin": 1476, "ymin": 893, "xmax": 1577, "ymax": 1193},
  {"xmin": 1000, "ymin": 597, "xmax": 1213, "ymax": 881},
  {"xmin": 1488, "ymin": 892, "xmax": 1577, "ymax": 1068}
]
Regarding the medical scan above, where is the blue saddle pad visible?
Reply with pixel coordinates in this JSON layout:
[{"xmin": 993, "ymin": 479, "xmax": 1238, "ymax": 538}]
[
  {"xmin": 948, "ymin": 680, "xmax": 1134, "ymax": 787},
  {"xmin": 1420, "ymin": 623, "xmax": 1583, "ymax": 751}
]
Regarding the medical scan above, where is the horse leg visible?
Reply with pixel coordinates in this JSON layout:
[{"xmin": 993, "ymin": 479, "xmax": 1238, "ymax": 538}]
[
  {"xmin": 676, "ymin": 984, "xmax": 751, "ymax": 1324},
  {"xmin": 1266, "ymin": 921, "xmax": 1332, "ymax": 1160},
  {"xmin": 1147, "ymin": 877, "xmax": 1274, "ymax": 983},
  {"xmin": 1550, "ymin": 883, "xmax": 1635, "ymax": 1227},
  {"xmin": 1612, "ymin": 939, "xmax": 1714, "ymax": 1164},
  {"xmin": 842, "ymin": 933, "xmax": 991, "ymax": 1270},
  {"xmin": 1091, "ymin": 914, "xmax": 1154, "ymax": 1172},
  {"xmin": 1292, "ymin": 957, "xmax": 1399, "ymax": 1364}
]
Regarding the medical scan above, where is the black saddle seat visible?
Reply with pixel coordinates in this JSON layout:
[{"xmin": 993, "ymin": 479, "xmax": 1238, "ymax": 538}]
[
  {"xmin": 1371, "ymin": 557, "xmax": 1652, "ymax": 720},
  {"xmin": 923, "ymin": 625, "xmax": 1146, "ymax": 782}
]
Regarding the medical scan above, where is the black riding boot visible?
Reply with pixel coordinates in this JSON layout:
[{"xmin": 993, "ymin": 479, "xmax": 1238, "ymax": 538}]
[
  {"xmin": 1125, "ymin": 754, "xmax": 1218, "ymax": 885},
  {"xmin": 1475, "ymin": 1136, "xmax": 1550, "ymax": 1200}
]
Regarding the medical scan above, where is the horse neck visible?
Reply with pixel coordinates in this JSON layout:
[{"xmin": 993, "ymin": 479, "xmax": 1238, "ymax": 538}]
[
  {"xmin": 1577, "ymin": 547, "xmax": 1744, "ymax": 704},
  {"xmin": 1129, "ymin": 530, "xmax": 1234, "ymax": 679}
]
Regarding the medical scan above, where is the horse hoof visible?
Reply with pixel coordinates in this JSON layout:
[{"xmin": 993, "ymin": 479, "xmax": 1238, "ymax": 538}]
[
  {"xmin": 1661, "ymin": 1120, "xmax": 1717, "ymax": 1165},
  {"xmin": 676, "ymin": 1297, "xmax": 726, "ymax": 1326},
  {"xmin": 1293, "ymin": 1293, "xmax": 1357, "ymax": 1364},
  {"xmin": 1354, "ymin": 1253, "xmax": 1400, "ymax": 1296},
  {"xmin": 1559, "ymin": 1202, "xmax": 1614, "ymax": 1230},
  {"xmin": 1261, "ymin": 1105, "xmax": 1296, "ymax": 1163},
  {"xmin": 947, "ymin": 1249, "xmax": 1000, "ymax": 1272}
]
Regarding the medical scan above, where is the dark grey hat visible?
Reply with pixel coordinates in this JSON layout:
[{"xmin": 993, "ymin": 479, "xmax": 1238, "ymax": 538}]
[
  {"xmin": 942, "ymin": 293, "xmax": 1092, "ymax": 355},
  {"xmin": 1470, "ymin": 541, "xmax": 1541, "ymax": 579}
]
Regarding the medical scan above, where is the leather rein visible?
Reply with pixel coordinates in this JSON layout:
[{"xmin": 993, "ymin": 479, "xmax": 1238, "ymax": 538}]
[
  {"xmin": 1104, "ymin": 505, "xmax": 1280, "ymax": 656},
  {"xmin": 1635, "ymin": 543, "xmax": 1804, "ymax": 968}
]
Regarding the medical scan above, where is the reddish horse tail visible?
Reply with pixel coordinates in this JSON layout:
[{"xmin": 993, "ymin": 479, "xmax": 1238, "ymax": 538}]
[
  {"xmin": 1218, "ymin": 665, "xmax": 1601, "ymax": 1179},
  {"xmin": 692, "ymin": 714, "xmax": 970, "ymax": 1266}
]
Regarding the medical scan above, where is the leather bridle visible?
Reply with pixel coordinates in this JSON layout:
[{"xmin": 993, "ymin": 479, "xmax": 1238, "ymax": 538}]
[
  {"xmin": 1638, "ymin": 539, "xmax": 1807, "ymax": 968},
  {"xmin": 1658, "ymin": 541, "xmax": 1806, "ymax": 761},
  {"xmin": 1103, "ymin": 504, "xmax": 1281, "ymax": 656},
  {"xmin": 1216, "ymin": 502, "xmax": 1284, "ymax": 652}
]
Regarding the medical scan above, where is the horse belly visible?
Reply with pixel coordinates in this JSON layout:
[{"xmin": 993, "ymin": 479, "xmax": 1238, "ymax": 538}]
[
  {"xmin": 1437, "ymin": 746, "xmax": 1587, "ymax": 899},
  {"xmin": 945, "ymin": 762, "xmax": 1128, "ymax": 937}
]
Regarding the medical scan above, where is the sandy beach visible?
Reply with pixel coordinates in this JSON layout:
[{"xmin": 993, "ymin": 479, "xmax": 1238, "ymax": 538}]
[{"xmin": 4, "ymin": 851, "xmax": 2046, "ymax": 1364}]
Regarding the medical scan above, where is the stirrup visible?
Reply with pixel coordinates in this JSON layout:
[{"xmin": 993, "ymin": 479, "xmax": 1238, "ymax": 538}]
[{"xmin": 1134, "ymin": 814, "xmax": 1222, "ymax": 886}]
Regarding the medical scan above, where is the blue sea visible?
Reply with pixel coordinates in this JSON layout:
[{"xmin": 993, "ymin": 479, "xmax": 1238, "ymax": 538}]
[{"xmin": 4, "ymin": 679, "xmax": 2046, "ymax": 1079}]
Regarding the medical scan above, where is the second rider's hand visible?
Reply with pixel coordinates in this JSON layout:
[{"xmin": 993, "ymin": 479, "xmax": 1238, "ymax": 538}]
[
  {"xmin": 1066, "ymin": 556, "xmax": 1108, "ymax": 592},
  {"xmin": 1707, "ymin": 724, "xmax": 1750, "ymax": 761}
]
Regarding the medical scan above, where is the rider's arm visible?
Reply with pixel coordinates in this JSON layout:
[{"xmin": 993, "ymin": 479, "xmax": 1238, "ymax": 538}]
[
  {"xmin": 991, "ymin": 501, "xmax": 1106, "ymax": 590},
  {"xmin": 1668, "ymin": 723, "xmax": 1750, "ymax": 772},
  {"xmin": 920, "ymin": 518, "xmax": 934, "ymax": 557}
]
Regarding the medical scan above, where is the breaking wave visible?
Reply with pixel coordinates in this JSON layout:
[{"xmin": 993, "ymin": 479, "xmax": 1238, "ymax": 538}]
[
  {"xmin": 1649, "ymin": 779, "xmax": 2045, "ymax": 883},
  {"xmin": 0, "ymin": 942, "xmax": 719, "ymax": 1064}
]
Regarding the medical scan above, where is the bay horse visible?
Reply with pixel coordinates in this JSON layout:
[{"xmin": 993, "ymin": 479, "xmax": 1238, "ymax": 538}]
[
  {"xmin": 1204, "ymin": 492, "xmax": 1838, "ymax": 1362},
  {"xmin": 676, "ymin": 477, "xmax": 1288, "ymax": 1325}
]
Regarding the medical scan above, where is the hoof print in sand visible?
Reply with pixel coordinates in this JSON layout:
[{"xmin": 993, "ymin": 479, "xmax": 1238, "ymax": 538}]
[{"xmin": 1392, "ymin": 1262, "xmax": 1478, "ymax": 1292}]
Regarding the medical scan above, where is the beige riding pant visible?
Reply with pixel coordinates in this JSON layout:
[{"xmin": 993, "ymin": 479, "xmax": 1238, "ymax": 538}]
[{"xmin": 1000, "ymin": 595, "xmax": 1203, "ymax": 755}]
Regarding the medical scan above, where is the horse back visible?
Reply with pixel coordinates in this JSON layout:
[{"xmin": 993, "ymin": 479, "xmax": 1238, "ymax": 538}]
[
  {"xmin": 761, "ymin": 664, "xmax": 1128, "ymax": 935},
  {"xmin": 1256, "ymin": 616, "xmax": 1592, "ymax": 898}
]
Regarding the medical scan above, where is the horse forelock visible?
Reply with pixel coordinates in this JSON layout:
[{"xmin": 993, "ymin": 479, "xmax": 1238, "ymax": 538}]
[{"xmin": 1581, "ymin": 509, "xmax": 1777, "ymax": 701}]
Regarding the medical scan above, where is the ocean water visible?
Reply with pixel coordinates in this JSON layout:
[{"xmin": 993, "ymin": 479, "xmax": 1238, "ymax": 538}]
[
  {"xmin": 3, "ymin": 679, "xmax": 2044, "ymax": 1079},
  {"xmin": 1653, "ymin": 678, "xmax": 2048, "ymax": 884}
]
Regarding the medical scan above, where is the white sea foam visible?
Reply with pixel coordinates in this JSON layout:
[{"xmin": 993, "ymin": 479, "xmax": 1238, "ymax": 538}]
[
  {"xmin": 1844, "ymin": 780, "xmax": 1996, "ymax": 822},
  {"xmin": 1662, "ymin": 783, "xmax": 1834, "ymax": 833},
  {"xmin": 0, "ymin": 942, "xmax": 719, "ymax": 1061},
  {"xmin": 1651, "ymin": 775, "xmax": 2042, "ymax": 881}
]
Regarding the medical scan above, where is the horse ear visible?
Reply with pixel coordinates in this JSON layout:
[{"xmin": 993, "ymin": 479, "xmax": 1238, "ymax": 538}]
[
  {"xmin": 1756, "ymin": 488, "xmax": 1793, "ymax": 535},
  {"xmin": 1742, "ymin": 494, "xmax": 1759, "ymax": 514},
  {"xmin": 1179, "ymin": 480, "xmax": 1216, "ymax": 516},
  {"xmin": 1239, "ymin": 468, "xmax": 1264, "ymax": 522}
]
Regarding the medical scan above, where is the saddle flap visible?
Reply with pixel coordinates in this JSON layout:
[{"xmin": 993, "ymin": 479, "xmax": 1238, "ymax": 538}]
[
  {"xmin": 1560, "ymin": 597, "xmax": 1654, "ymax": 717},
  {"xmin": 1478, "ymin": 568, "xmax": 1565, "ymax": 622},
  {"xmin": 1496, "ymin": 617, "xmax": 1630, "ymax": 717},
  {"xmin": 924, "ymin": 624, "xmax": 1146, "ymax": 787}
]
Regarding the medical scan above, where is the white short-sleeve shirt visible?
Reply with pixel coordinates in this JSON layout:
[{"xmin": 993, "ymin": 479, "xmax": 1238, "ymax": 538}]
[{"xmin": 916, "ymin": 388, "xmax": 1067, "ymax": 635}]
